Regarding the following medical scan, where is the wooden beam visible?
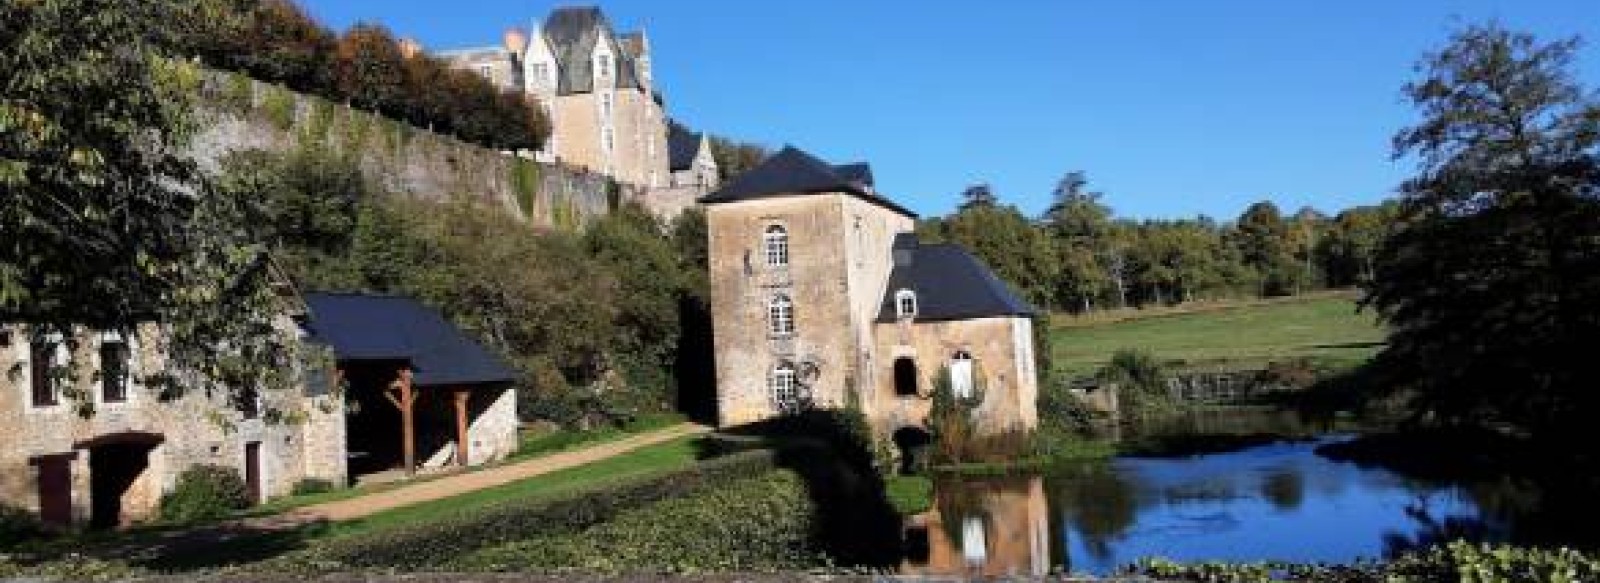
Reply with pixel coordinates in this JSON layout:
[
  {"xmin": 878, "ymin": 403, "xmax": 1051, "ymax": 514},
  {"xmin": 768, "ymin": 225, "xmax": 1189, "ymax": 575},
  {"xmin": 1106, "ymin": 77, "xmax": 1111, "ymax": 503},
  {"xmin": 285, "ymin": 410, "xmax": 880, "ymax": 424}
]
[
  {"xmin": 390, "ymin": 368, "xmax": 416, "ymax": 475},
  {"xmin": 453, "ymin": 389, "xmax": 470, "ymax": 467}
]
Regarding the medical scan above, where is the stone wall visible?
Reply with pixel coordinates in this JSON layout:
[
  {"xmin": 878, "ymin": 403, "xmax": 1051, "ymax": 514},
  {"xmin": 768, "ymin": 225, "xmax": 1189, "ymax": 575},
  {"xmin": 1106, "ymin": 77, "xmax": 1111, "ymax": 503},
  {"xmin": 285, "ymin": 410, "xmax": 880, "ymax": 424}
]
[
  {"xmin": 870, "ymin": 316, "xmax": 1040, "ymax": 433},
  {"xmin": 186, "ymin": 70, "xmax": 635, "ymax": 230}
]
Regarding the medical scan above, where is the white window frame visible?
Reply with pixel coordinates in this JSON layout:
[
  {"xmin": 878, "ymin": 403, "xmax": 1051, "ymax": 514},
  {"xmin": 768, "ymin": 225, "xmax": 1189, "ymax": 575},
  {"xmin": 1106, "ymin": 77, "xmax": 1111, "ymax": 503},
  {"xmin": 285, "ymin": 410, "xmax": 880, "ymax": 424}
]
[
  {"xmin": 768, "ymin": 294, "xmax": 795, "ymax": 337},
  {"xmin": 770, "ymin": 363, "xmax": 799, "ymax": 412},
  {"xmin": 763, "ymin": 224, "xmax": 789, "ymax": 268},
  {"xmin": 95, "ymin": 330, "xmax": 138, "ymax": 408},
  {"xmin": 597, "ymin": 54, "xmax": 612, "ymax": 80},
  {"xmin": 895, "ymin": 289, "xmax": 918, "ymax": 319},
  {"xmin": 20, "ymin": 330, "xmax": 69, "ymax": 413},
  {"xmin": 950, "ymin": 350, "xmax": 975, "ymax": 400},
  {"xmin": 529, "ymin": 62, "xmax": 551, "ymax": 89}
]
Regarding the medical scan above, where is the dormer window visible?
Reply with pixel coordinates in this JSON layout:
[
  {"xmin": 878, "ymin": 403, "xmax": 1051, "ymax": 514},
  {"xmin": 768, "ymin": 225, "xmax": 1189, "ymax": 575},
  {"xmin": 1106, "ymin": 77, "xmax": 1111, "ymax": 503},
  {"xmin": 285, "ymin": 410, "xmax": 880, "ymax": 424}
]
[
  {"xmin": 530, "ymin": 62, "xmax": 551, "ymax": 89},
  {"xmin": 895, "ymin": 289, "xmax": 918, "ymax": 319},
  {"xmin": 763, "ymin": 225, "xmax": 789, "ymax": 267},
  {"xmin": 597, "ymin": 54, "xmax": 612, "ymax": 80}
]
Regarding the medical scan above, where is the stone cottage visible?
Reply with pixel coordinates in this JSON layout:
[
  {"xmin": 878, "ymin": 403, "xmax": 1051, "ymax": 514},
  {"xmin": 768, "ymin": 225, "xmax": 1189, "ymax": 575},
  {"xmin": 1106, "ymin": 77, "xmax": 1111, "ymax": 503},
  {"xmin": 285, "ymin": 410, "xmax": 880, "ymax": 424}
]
[
  {"xmin": 701, "ymin": 146, "xmax": 1040, "ymax": 445},
  {"xmin": 0, "ymin": 292, "xmax": 518, "ymax": 530}
]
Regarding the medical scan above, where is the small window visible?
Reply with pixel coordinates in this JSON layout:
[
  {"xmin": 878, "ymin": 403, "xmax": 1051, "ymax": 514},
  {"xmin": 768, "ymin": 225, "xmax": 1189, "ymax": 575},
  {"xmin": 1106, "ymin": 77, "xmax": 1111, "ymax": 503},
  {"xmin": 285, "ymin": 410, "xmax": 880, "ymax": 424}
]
[
  {"xmin": 601, "ymin": 92, "xmax": 613, "ymax": 117},
  {"xmin": 530, "ymin": 63, "xmax": 550, "ymax": 87},
  {"xmin": 763, "ymin": 225, "xmax": 789, "ymax": 267},
  {"xmin": 894, "ymin": 357, "xmax": 918, "ymax": 397},
  {"xmin": 602, "ymin": 127, "xmax": 614, "ymax": 152},
  {"xmin": 895, "ymin": 289, "xmax": 918, "ymax": 319},
  {"xmin": 770, "ymin": 363, "xmax": 799, "ymax": 412},
  {"xmin": 29, "ymin": 337, "xmax": 62, "ymax": 408},
  {"xmin": 597, "ymin": 54, "xmax": 612, "ymax": 79},
  {"xmin": 768, "ymin": 295, "xmax": 795, "ymax": 337},
  {"xmin": 950, "ymin": 350, "xmax": 975, "ymax": 399},
  {"xmin": 99, "ymin": 332, "xmax": 131, "ymax": 404}
]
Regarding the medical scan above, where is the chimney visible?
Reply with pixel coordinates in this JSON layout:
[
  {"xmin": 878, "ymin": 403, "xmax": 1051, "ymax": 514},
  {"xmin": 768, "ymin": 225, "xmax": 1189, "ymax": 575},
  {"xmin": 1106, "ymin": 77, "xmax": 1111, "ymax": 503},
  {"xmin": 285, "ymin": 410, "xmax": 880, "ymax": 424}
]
[
  {"xmin": 503, "ymin": 27, "xmax": 528, "ymax": 54},
  {"xmin": 398, "ymin": 37, "xmax": 422, "ymax": 59},
  {"xmin": 892, "ymin": 233, "xmax": 918, "ymax": 267}
]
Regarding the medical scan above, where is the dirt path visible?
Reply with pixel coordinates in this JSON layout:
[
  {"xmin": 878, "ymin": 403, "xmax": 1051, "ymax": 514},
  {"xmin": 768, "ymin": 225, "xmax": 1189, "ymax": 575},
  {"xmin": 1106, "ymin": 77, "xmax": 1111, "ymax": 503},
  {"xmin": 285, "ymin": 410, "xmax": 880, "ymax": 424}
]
[{"xmin": 267, "ymin": 422, "xmax": 711, "ymax": 524}]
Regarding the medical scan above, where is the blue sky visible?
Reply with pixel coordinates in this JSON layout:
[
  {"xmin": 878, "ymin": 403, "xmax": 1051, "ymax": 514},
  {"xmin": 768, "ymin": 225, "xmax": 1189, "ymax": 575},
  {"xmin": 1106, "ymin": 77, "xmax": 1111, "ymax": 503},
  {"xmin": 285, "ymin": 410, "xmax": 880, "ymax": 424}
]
[{"xmin": 299, "ymin": 1, "xmax": 1600, "ymax": 219}]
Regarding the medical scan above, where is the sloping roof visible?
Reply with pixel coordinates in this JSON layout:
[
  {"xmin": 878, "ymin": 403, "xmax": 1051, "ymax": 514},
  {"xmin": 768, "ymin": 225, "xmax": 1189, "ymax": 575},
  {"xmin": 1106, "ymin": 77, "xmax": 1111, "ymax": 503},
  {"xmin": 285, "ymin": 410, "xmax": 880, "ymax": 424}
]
[
  {"xmin": 303, "ymin": 293, "xmax": 517, "ymax": 388},
  {"xmin": 668, "ymin": 124, "xmax": 703, "ymax": 171},
  {"xmin": 543, "ymin": 6, "xmax": 643, "ymax": 95},
  {"xmin": 698, "ymin": 146, "xmax": 916, "ymax": 217},
  {"xmin": 876, "ymin": 235, "xmax": 1036, "ymax": 323},
  {"xmin": 617, "ymin": 31, "xmax": 646, "ymax": 58},
  {"xmin": 832, "ymin": 163, "xmax": 874, "ymax": 188}
]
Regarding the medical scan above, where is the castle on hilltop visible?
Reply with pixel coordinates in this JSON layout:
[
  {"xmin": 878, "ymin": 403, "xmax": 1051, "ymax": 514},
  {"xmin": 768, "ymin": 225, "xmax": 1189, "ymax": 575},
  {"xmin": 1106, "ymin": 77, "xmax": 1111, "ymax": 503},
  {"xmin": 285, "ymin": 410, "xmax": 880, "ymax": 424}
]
[{"xmin": 436, "ymin": 7, "xmax": 682, "ymax": 192}]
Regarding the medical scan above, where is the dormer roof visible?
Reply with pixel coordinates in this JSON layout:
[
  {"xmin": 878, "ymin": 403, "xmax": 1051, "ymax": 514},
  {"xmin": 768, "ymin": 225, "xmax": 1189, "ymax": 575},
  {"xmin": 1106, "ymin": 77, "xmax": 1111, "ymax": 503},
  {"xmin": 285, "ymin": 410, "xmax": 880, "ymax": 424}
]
[
  {"xmin": 698, "ymin": 146, "xmax": 916, "ymax": 218},
  {"xmin": 668, "ymin": 124, "xmax": 705, "ymax": 171},
  {"xmin": 876, "ymin": 235, "xmax": 1036, "ymax": 323},
  {"xmin": 542, "ymin": 6, "xmax": 643, "ymax": 95}
]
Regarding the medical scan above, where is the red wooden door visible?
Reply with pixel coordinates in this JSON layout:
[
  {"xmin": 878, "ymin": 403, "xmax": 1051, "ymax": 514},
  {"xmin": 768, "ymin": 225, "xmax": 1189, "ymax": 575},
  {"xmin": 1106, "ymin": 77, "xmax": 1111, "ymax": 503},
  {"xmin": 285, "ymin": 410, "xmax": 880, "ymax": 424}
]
[
  {"xmin": 36, "ymin": 456, "xmax": 72, "ymax": 528},
  {"xmin": 244, "ymin": 442, "xmax": 262, "ymax": 504}
]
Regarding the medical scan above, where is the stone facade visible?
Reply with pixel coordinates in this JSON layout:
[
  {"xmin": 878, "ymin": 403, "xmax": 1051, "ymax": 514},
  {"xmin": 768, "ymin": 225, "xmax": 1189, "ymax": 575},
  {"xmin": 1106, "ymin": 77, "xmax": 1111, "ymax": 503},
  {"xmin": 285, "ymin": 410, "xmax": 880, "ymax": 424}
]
[
  {"xmin": 438, "ymin": 7, "xmax": 671, "ymax": 190},
  {"xmin": 0, "ymin": 322, "xmax": 345, "ymax": 529},
  {"xmin": 704, "ymin": 148, "xmax": 1039, "ymax": 437}
]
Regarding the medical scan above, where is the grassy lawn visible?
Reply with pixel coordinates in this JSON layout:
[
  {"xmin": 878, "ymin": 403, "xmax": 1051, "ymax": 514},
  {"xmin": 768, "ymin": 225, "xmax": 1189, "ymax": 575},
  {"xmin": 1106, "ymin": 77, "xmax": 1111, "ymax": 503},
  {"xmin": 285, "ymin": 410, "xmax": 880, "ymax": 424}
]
[
  {"xmin": 324, "ymin": 434, "xmax": 706, "ymax": 537},
  {"xmin": 1051, "ymin": 292, "xmax": 1386, "ymax": 378}
]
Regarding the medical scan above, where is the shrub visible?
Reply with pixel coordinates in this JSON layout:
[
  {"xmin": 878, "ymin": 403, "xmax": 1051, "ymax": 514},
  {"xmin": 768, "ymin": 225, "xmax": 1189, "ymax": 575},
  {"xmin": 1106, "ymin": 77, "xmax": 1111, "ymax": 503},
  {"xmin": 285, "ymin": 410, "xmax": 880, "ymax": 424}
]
[
  {"xmin": 0, "ymin": 503, "xmax": 41, "ymax": 547},
  {"xmin": 456, "ymin": 470, "xmax": 824, "ymax": 573},
  {"xmin": 1135, "ymin": 541, "xmax": 1600, "ymax": 582},
  {"xmin": 291, "ymin": 449, "xmax": 778, "ymax": 570},
  {"xmin": 159, "ymin": 465, "xmax": 251, "ymax": 525},
  {"xmin": 290, "ymin": 478, "xmax": 339, "ymax": 496}
]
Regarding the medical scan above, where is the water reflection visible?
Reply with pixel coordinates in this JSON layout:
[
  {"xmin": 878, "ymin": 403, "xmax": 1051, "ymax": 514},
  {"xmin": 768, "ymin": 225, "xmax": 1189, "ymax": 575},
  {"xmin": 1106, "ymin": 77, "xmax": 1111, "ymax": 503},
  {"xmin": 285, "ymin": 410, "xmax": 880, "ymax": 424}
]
[
  {"xmin": 900, "ymin": 476, "xmax": 1051, "ymax": 578},
  {"xmin": 903, "ymin": 435, "xmax": 1525, "ymax": 577}
]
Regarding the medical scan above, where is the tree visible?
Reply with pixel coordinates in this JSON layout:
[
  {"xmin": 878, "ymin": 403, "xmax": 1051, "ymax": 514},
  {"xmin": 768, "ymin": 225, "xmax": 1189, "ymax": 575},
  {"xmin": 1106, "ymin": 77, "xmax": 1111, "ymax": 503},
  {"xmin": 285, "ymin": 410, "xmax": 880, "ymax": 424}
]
[
  {"xmin": 942, "ymin": 194, "xmax": 1056, "ymax": 309},
  {"xmin": 1368, "ymin": 24, "xmax": 1600, "ymax": 437},
  {"xmin": 333, "ymin": 23, "xmax": 408, "ymax": 119},
  {"xmin": 1043, "ymin": 171, "xmax": 1115, "ymax": 312},
  {"xmin": 706, "ymin": 134, "xmax": 767, "ymax": 182},
  {"xmin": 2, "ymin": 0, "xmax": 296, "ymax": 406},
  {"xmin": 1231, "ymin": 201, "xmax": 1303, "ymax": 296},
  {"xmin": 956, "ymin": 183, "xmax": 998, "ymax": 211}
]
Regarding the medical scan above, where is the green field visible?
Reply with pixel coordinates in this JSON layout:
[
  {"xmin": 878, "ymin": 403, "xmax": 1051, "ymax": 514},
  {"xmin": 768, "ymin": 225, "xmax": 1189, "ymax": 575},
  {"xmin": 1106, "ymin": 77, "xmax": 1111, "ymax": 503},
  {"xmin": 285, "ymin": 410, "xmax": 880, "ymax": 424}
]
[{"xmin": 1050, "ymin": 293, "xmax": 1387, "ymax": 378}]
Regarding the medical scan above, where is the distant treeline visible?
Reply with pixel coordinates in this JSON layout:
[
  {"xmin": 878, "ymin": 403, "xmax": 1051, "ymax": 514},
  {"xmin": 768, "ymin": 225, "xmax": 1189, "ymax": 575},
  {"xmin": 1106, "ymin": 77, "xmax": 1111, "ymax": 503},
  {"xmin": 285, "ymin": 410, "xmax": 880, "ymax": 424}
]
[
  {"xmin": 162, "ymin": 0, "xmax": 549, "ymax": 151},
  {"xmin": 919, "ymin": 175, "xmax": 1398, "ymax": 313}
]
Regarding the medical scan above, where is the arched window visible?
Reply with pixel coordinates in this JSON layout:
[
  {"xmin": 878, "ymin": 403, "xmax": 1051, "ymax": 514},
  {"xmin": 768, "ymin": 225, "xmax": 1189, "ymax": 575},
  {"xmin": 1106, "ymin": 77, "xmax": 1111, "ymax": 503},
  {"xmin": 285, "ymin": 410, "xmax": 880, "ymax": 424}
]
[
  {"xmin": 770, "ymin": 363, "xmax": 799, "ymax": 412},
  {"xmin": 950, "ymin": 350, "xmax": 975, "ymax": 399},
  {"xmin": 894, "ymin": 357, "xmax": 919, "ymax": 397},
  {"xmin": 895, "ymin": 289, "xmax": 918, "ymax": 319},
  {"xmin": 768, "ymin": 295, "xmax": 795, "ymax": 337},
  {"xmin": 763, "ymin": 225, "xmax": 789, "ymax": 267}
]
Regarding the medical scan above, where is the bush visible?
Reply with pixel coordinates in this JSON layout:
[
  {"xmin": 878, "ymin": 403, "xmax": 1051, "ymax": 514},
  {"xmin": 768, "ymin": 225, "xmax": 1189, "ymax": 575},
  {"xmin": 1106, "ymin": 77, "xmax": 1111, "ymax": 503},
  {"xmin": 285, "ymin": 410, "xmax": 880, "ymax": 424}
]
[
  {"xmin": 290, "ymin": 478, "xmax": 339, "ymax": 496},
  {"xmin": 1135, "ymin": 541, "xmax": 1600, "ymax": 582},
  {"xmin": 159, "ymin": 465, "xmax": 251, "ymax": 525},
  {"xmin": 456, "ymin": 470, "xmax": 824, "ymax": 573},
  {"xmin": 0, "ymin": 503, "xmax": 41, "ymax": 547},
  {"xmin": 292, "ymin": 449, "xmax": 778, "ymax": 570}
]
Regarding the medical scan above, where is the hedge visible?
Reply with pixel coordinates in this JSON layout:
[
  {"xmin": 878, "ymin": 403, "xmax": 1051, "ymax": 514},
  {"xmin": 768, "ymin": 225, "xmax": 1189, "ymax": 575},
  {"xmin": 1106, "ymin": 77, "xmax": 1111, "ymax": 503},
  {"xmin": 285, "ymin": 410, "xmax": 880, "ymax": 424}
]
[
  {"xmin": 288, "ymin": 448, "xmax": 778, "ymax": 570},
  {"xmin": 455, "ymin": 470, "xmax": 826, "ymax": 574}
]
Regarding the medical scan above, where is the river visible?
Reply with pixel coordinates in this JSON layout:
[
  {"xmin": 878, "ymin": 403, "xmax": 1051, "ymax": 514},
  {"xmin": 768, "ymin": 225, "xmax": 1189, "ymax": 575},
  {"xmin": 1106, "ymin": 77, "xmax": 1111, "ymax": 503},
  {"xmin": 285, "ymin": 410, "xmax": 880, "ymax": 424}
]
[{"xmin": 899, "ymin": 429, "xmax": 1534, "ymax": 578}]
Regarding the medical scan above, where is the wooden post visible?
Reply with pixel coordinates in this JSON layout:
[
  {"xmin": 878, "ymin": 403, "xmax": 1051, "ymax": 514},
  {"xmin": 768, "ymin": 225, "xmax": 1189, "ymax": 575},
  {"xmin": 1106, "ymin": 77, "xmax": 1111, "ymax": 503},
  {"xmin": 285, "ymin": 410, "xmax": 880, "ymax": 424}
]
[
  {"xmin": 453, "ymin": 389, "xmax": 471, "ymax": 468},
  {"xmin": 386, "ymin": 368, "xmax": 417, "ymax": 476}
]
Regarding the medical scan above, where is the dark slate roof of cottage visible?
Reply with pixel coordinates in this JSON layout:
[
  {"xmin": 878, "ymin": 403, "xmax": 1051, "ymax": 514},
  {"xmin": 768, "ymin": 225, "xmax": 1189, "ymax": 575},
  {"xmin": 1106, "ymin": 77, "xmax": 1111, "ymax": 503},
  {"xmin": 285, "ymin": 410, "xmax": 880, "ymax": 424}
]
[
  {"xmin": 668, "ymin": 124, "xmax": 703, "ymax": 171},
  {"xmin": 303, "ymin": 293, "xmax": 517, "ymax": 388},
  {"xmin": 876, "ymin": 235, "xmax": 1036, "ymax": 323},
  {"xmin": 832, "ymin": 163, "xmax": 874, "ymax": 188},
  {"xmin": 698, "ymin": 146, "xmax": 916, "ymax": 217},
  {"xmin": 543, "ymin": 6, "xmax": 643, "ymax": 95}
]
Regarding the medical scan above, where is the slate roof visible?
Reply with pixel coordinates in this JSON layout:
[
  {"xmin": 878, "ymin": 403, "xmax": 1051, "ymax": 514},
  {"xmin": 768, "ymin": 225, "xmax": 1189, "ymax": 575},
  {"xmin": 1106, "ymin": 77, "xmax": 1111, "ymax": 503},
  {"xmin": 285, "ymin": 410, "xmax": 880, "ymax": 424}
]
[
  {"xmin": 832, "ymin": 163, "xmax": 874, "ymax": 188},
  {"xmin": 876, "ymin": 234, "xmax": 1036, "ymax": 323},
  {"xmin": 543, "ymin": 7, "xmax": 643, "ymax": 95},
  {"xmin": 303, "ymin": 293, "xmax": 517, "ymax": 388},
  {"xmin": 668, "ymin": 124, "xmax": 703, "ymax": 171},
  {"xmin": 698, "ymin": 146, "xmax": 916, "ymax": 217}
]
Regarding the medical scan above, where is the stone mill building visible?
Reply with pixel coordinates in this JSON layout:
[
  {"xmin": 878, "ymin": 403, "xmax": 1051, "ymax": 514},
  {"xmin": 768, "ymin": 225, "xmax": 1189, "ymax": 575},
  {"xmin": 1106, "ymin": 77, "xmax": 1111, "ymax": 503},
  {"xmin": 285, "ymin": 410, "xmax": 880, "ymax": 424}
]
[
  {"xmin": 0, "ymin": 290, "xmax": 519, "ymax": 530},
  {"xmin": 701, "ymin": 146, "xmax": 1041, "ymax": 441}
]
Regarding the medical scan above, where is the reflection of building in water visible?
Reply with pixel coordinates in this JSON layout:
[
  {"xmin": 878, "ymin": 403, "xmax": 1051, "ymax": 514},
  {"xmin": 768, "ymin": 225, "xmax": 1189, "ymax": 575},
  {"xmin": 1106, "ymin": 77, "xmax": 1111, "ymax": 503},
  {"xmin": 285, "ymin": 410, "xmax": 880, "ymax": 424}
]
[{"xmin": 901, "ymin": 476, "xmax": 1050, "ymax": 578}]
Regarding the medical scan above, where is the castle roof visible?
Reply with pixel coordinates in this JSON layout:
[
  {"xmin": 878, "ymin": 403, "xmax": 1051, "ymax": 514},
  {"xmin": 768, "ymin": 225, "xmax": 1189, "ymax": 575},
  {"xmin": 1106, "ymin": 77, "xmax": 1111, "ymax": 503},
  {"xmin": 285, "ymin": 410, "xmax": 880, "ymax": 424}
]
[
  {"xmin": 668, "ymin": 124, "xmax": 704, "ymax": 171},
  {"xmin": 698, "ymin": 146, "xmax": 916, "ymax": 217},
  {"xmin": 543, "ymin": 6, "xmax": 644, "ymax": 95},
  {"xmin": 303, "ymin": 293, "xmax": 517, "ymax": 388},
  {"xmin": 876, "ymin": 234, "xmax": 1036, "ymax": 323}
]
